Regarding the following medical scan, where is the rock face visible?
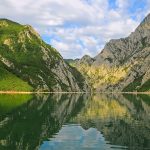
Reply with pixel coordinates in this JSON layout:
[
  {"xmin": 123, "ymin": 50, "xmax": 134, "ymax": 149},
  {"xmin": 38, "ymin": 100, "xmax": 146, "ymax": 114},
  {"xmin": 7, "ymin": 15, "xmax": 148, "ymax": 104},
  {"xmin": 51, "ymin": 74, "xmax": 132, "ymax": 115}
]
[
  {"xmin": 77, "ymin": 55, "xmax": 95, "ymax": 66},
  {"xmin": 73, "ymin": 13, "xmax": 150, "ymax": 92},
  {"xmin": 65, "ymin": 55, "xmax": 94, "ymax": 66},
  {"xmin": 0, "ymin": 19, "xmax": 89, "ymax": 92}
]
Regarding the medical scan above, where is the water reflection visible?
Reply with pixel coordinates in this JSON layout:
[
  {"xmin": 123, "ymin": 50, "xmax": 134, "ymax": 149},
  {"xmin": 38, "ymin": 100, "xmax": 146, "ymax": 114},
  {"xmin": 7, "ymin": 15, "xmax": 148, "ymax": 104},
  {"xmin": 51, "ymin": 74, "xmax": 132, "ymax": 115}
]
[
  {"xmin": 0, "ymin": 93, "xmax": 149, "ymax": 150},
  {"xmin": 0, "ymin": 94, "xmax": 32, "ymax": 114},
  {"xmin": 40, "ymin": 125, "xmax": 128, "ymax": 150},
  {"xmin": 70, "ymin": 94, "xmax": 150, "ymax": 149}
]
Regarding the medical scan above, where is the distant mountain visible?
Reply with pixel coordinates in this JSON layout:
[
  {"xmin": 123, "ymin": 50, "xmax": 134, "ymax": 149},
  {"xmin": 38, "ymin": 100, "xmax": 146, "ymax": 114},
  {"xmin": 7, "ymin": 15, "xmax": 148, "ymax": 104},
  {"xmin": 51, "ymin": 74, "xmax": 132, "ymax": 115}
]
[
  {"xmin": 72, "ymin": 14, "xmax": 150, "ymax": 92},
  {"xmin": 65, "ymin": 55, "xmax": 94, "ymax": 66},
  {"xmin": 76, "ymin": 55, "xmax": 95, "ymax": 66},
  {"xmin": 0, "ymin": 19, "xmax": 89, "ymax": 92},
  {"xmin": 65, "ymin": 59, "xmax": 79, "ymax": 65}
]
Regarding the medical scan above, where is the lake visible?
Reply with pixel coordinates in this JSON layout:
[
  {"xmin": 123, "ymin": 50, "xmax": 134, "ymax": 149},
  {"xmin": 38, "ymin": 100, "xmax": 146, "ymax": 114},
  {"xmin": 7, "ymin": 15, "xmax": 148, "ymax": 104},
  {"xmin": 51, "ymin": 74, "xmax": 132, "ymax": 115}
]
[{"xmin": 0, "ymin": 93, "xmax": 150, "ymax": 150}]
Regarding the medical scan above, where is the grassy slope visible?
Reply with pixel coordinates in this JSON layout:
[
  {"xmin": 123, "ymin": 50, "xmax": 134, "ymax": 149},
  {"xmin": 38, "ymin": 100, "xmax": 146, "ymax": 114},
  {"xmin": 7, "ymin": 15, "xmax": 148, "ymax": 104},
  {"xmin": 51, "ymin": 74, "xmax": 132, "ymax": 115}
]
[
  {"xmin": 71, "ymin": 63, "xmax": 130, "ymax": 90},
  {"xmin": 139, "ymin": 79, "xmax": 150, "ymax": 92},
  {"xmin": 71, "ymin": 61, "xmax": 150, "ymax": 92},
  {"xmin": 0, "ymin": 19, "xmax": 60, "ymax": 91},
  {"xmin": 123, "ymin": 77, "xmax": 150, "ymax": 92},
  {"xmin": 0, "ymin": 19, "xmax": 34, "ymax": 91},
  {"xmin": 0, "ymin": 66, "xmax": 33, "ymax": 91}
]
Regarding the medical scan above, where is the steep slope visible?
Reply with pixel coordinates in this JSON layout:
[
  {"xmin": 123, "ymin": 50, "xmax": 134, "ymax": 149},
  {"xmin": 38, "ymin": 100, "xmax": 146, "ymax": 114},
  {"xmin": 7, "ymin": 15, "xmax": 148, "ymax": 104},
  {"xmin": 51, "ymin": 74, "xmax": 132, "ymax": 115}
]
[
  {"xmin": 0, "ymin": 19, "xmax": 88, "ymax": 92},
  {"xmin": 73, "ymin": 14, "xmax": 150, "ymax": 92}
]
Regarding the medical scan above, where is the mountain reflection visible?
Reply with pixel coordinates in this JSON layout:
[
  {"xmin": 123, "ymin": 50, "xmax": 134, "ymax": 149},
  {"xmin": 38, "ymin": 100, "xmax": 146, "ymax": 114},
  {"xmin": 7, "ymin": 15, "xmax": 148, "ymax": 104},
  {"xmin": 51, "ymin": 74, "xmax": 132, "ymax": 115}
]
[
  {"xmin": 0, "ymin": 94, "xmax": 89, "ymax": 150},
  {"xmin": 0, "ymin": 93, "xmax": 150, "ymax": 150},
  {"xmin": 71, "ymin": 94, "xmax": 150, "ymax": 149}
]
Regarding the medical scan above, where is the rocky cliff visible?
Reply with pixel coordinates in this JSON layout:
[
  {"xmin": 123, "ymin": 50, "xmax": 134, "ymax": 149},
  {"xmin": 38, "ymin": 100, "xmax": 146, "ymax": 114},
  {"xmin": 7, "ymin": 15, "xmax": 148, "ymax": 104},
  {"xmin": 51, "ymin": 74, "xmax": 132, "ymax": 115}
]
[
  {"xmin": 72, "ymin": 13, "xmax": 150, "ymax": 92},
  {"xmin": 0, "ymin": 19, "xmax": 89, "ymax": 92}
]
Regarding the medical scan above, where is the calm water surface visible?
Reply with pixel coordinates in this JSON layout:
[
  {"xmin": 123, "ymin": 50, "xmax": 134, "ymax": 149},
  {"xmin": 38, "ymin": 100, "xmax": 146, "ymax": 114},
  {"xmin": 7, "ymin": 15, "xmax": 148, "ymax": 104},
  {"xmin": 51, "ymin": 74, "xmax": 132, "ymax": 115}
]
[{"xmin": 0, "ymin": 93, "xmax": 150, "ymax": 150}]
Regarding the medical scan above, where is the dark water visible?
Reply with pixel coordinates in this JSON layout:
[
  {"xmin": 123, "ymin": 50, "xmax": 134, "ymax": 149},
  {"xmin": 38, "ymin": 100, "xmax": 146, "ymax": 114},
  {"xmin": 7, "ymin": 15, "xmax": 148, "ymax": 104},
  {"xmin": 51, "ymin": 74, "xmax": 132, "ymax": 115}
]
[{"xmin": 0, "ymin": 93, "xmax": 150, "ymax": 150}]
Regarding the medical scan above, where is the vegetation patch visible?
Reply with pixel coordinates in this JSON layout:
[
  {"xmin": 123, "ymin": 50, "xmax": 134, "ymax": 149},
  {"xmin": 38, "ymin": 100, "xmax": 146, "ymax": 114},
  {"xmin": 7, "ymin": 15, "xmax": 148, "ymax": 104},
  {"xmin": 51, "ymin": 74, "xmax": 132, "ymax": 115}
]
[{"xmin": 0, "ymin": 67, "xmax": 33, "ymax": 91}]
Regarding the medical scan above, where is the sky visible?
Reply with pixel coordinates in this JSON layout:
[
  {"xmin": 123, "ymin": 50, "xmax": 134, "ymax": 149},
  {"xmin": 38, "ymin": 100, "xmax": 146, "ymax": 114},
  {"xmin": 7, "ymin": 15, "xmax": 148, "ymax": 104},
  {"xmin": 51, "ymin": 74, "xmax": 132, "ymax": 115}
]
[{"xmin": 0, "ymin": 0, "xmax": 150, "ymax": 59}]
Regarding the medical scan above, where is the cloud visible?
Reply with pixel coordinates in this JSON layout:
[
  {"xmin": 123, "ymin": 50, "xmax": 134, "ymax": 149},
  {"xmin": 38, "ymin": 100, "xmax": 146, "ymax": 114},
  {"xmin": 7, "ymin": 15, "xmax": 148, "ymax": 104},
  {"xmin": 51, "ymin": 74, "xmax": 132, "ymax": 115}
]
[{"xmin": 0, "ymin": 0, "xmax": 149, "ymax": 58}]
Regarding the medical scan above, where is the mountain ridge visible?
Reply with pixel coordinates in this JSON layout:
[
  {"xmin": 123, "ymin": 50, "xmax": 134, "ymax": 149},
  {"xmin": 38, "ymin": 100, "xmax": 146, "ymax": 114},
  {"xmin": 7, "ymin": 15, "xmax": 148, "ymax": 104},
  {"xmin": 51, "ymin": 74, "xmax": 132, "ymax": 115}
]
[
  {"xmin": 0, "ymin": 19, "xmax": 89, "ymax": 92},
  {"xmin": 71, "ymin": 13, "xmax": 150, "ymax": 92},
  {"xmin": 1, "ymin": 14, "xmax": 150, "ymax": 93}
]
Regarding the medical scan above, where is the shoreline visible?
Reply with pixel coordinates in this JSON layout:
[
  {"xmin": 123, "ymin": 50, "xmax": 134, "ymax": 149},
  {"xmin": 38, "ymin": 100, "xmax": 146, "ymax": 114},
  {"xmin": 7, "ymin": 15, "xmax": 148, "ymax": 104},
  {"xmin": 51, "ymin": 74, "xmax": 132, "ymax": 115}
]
[
  {"xmin": 0, "ymin": 91, "xmax": 149, "ymax": 95},
  {"xmin": 0, "ymin": 91, "xmax": 87, "ymax": 95}
]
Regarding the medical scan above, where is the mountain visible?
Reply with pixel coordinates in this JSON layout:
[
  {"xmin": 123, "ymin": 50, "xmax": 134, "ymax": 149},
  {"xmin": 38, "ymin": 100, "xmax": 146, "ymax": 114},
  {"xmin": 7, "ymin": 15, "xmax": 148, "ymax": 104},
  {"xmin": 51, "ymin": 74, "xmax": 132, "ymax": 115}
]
[
  {"xmin": 0, "ymin": 19, "xmax": 89, "ymax": 92},
  {"xmin": 65, "ymin": 58, "xmax": 79, "ymax": 65},
  {"xmin": 76, "ymin": 55, "xmax": 95, "ymax": 66},
  {"xmin": 65, "ymin": 55, "xmax": 94, "ymax": 66},
  {"xmin": 72, "ymin": 14, "xmax": 150, "ymax": 92}
]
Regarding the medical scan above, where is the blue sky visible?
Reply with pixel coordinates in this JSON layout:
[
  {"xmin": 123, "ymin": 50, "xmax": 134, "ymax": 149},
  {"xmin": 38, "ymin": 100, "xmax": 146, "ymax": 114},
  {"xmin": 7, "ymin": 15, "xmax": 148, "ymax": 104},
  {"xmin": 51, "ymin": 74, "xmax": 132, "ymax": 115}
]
[{"xmin": 0, "ymin": 0, "xmax": 149, "ymax": 58}]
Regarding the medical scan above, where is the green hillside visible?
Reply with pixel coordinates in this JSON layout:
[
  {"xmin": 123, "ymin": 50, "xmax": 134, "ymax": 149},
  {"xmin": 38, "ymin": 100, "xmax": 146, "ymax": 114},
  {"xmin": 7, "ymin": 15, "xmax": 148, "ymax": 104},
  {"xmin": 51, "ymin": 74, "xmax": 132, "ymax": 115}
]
[
  {"xmin": 0, "ymin": 66, "xmax": 33, "ymax": 91},
  {"xmin": 0, "ymin": 19, "xmax": 88, "ymax": 92}
]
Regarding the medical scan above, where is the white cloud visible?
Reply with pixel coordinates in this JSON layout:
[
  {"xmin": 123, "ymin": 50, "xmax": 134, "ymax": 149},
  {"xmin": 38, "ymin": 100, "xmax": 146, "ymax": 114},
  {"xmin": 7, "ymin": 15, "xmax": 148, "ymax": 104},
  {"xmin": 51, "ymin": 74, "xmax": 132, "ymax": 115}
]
[
  {"xmin": 0, "ymin": 0, "xmax": 149, "ymax": 58},
  {"xmin": 116, "ymin": 0, "xmax": 129, "ymax": 9}
]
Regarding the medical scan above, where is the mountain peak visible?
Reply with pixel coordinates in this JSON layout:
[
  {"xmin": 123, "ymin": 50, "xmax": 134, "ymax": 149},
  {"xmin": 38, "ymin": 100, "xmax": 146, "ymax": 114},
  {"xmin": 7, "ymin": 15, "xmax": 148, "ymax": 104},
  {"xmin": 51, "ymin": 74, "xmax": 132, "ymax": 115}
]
[
  {"xmin": 77, "ymin": 55, "xmax": 95, "ymax": 65},
  {"xmin": 74, "ymin": 13, "xmax": 150, "ymax": 92},
  {"xmin": 0, "ymin": 18, "xmax": 21, "ymax": 26},
  {"xmin": 141, "ymin": 13, "xmax": 150, "ymax": 24},
  {"xmin": 81, "ymin": 55, "xmax": 92, "ymax": 60},
  {"xmin": 0, "ymin": 18, "xmax": 11, "ymax": 22}
]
